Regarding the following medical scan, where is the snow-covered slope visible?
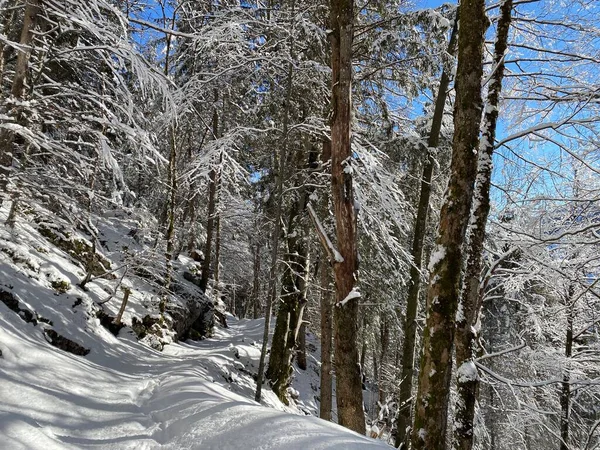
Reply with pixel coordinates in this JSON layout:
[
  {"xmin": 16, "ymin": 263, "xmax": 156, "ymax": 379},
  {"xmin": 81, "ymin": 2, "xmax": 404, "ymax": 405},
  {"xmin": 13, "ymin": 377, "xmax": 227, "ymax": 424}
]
[{"xmin": 0, "ymin": 206, "xmax": 389, "ymax": 449}]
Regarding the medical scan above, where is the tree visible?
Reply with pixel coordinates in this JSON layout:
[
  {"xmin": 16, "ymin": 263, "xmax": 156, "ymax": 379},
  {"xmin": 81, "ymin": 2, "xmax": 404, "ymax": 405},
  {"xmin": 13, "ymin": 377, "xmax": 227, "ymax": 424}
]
[
  {"xmin": 452, "ymin": 1, "xmax": 513, "ymax": 449},
  {"xmin": 411, "ymin": 1, "xmax": 488, "ymax": 447},
  {"xmin": 329, "ymin": 0, "xmax": 365, "ymax": 434},
  {"xmin": 395, "ymin": 17, "xmax": 458, "ymax": 448}
]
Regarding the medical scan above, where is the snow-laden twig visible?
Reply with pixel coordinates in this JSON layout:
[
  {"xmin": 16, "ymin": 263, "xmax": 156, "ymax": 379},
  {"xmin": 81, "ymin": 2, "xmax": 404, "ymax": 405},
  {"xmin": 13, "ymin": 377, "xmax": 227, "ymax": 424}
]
[{"xmin": 306, "ymin": 202, "xmax": 343, "ymax": 264}]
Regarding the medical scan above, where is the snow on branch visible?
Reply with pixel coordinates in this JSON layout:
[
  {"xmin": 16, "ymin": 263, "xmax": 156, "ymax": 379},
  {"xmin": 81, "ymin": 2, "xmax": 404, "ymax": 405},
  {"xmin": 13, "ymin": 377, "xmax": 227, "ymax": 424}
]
[
  {"xmin": 337, "ymin": 287, "xmax": 361, "ymax": 307},
  {"xmin": 306, "ymin": 202, "xmax": 343, "ymax": 264}
]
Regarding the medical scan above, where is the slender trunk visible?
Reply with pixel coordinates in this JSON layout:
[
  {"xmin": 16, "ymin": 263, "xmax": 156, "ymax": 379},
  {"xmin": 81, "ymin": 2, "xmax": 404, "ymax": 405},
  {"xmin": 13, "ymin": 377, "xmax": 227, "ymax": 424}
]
[
  {"xmin": 11, "ymin": 0, "xmax": 41, "ymax": 99},
  {"xmin": 319, "ymin": 259, "xmax": 334, "ymax": 420},
  {"xmin": 360, "ymin": 323, "xmax": 367, "ymax": 373},
  {"xmin": 254, "ymin": 167, "xmax": 285, "ymax": 402},
  {"xmin": 297, "ymin": 321, "xmax": 307, "ymax": 370},
  {"xmin": 199, "ymin": 99, "xmax": 220, "ymax": 293},
  {"xmin": 266, "ymin": 161, "xmax": 311, "ymax": 403},
  {"xmin": 267, "ymin": 221, "xmax": 311, "ymax": 397},
  {"xmin": 560, "ymin": 286, "xmax": 575, "ymax": 450},
  {"xmin": 452, "ymin": 4, "xmax": 511, "ymax": 449},
  {"xmin": 411, "ymin": 1, "xmax": 488, "ymax": 448},
  {"xmin": 115, "ymin": 287, "xmax": 131, "ymax": 325},
  {"xmin": 255, "ymin": 13, "xmax": 296, "ymax": 400},
  {"xmin": 372, "ymin": 348, "xmax": 378, "ymax": 385},
  {"xmin": 164, "ymin": 124, "xmax": 177, "ymax": 295},
  {"xmin": 395, "ymin": 21, "xmax": 458, "ymax": 448},
  {"xmin": 379, "ymin": 317, "xmax": 389, "ymax": 404},
  {"xmin": 0, "ymin": 0, "xmax": 41, "ymax": 204},
  {"xmin": 0, "ymin": 0, "xmax": 18, "ymax": 81},
  {"xmin": 252, "ymin": 240, "xmax": 261, "ymax": 319},
  {"xmin": 214, "ymin": 184, "xmax": 221, "ymax": 300}
]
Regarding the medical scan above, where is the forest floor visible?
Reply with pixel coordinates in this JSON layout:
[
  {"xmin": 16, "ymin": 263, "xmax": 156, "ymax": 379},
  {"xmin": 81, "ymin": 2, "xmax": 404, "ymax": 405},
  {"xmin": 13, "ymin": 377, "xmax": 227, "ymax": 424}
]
[{"xmin": 0, "ymin": 205, "xmax": 389, "ymax": 449}]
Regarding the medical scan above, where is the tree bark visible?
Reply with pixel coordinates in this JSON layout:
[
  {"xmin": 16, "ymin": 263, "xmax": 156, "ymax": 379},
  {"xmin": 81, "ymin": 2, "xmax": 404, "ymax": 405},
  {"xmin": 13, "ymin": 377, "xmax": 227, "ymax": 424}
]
[
  {"xmin": 395, "ymin": 23, "xmax": 458, "ymax": 449},
  {"xmin": 411, "ymin": 2, "xmax": 488, "ymax": 448},
  {"xmin": 199, "ymin": 95, "xmax": 220, "ymax": 293},
  {"xmin": 378, "ymin": 316, "xmax": 389, "ymax": 404},
  {"xmin": 297, "ymin": 322, "xmax": 307, "ymax": 370},
  {"xmin": 452, "ymin": 2, "xmax": 512, "ymax": 449},
  {"xmin": 252, "ymin": 239, "xmax": 261, "ymax": 319},
  {"xmin": 163, "ymin": 124, "xmax": 177, "ymax": 296},
  {"xmin": 11, "ymin": 0, "xmax": 41, "ymax": 99},
  {"xmin": 266, "ymin": 189, "xmax": 310, "ymax": 402},
  {"xmin": 254, "ymin": 151, "xmax": 285, "ymax": 402},
  {"xmin": 329, "ymin": 0, "xmax": 364, "ymax": 433},
  {"xmin": 0, "ymin": 0, "xmax": 42, "ymax": 203},
  {"xmin": 560, "ymin": 285, "xmax": 575, "ymax": 450},
  {"xmin": 319, "ymin": 258, "xmax": 334, "ymax": 420},
  {"xmin": 0, "ymin": 0, "xmax": 19, "ymax": 82},
  {"xmin": 255, "ymin": 20, "xmax": 296, "ymax": 401}
]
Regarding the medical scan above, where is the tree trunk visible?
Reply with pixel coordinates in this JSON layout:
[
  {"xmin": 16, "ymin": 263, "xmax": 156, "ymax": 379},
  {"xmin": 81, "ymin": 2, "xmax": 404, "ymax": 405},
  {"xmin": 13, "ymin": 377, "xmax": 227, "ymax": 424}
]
[
  {"xmin": 11, "ymin": 0, "xmax": 41, "ymax": 99},
  {"xmin": 266, "ymin": 179, "xmax": 310, "ymax": 403},
  {"xmin": 0, "ymin": 0, "xmax": 41, "ymax": 204},
  {"xmin": 255, "ymin": 20, "xmax": 296, "ymax": 401},
  {"xmin": 252, "ymin": 240, "xmax": 261, "ymax": 319},
  {"xmin": 254, "ymin": 155, "xmax": 285, "ymax": 402},
  {"xmin": 163, "ymin": 124, "xmax": 177, "ymax": 295},
  {"xmin": 199, "ymin": 98, "xmax": 220, "ymax": 293},
  {"xmin": 378, "ymin": 317, "xmax": 389, "ymax": 404},
  {"xmin": 330, "ymin": 0, "xmax": 364, "ymax": 433},
  {"xmin": 0, "ymin": 0, "xmax": 19, "ymax": 81},
  {"xmin": 395, "ymin": 20, "xmax": 458, "ymax": 448},
  {"xmin": 560, "ymin": 285, "xmax": 575, "ymax": 450},
  {"xmin": 214, "ymin": 188, "xmax": 221, "ymax": 301},
  {"xmin": 411, "ymin": 1, "xmax": 488, "ymax": 448},
  {"xmin": 297, "ymin": 321, "xmax": 307, "ymax": 370},
  {"xmin": 319, "ymin": 259, "xmax": 334, "ymax": 420},
  {"xmin": 452, "ymin": 3, "xmax": 512, "ymax": 449}
]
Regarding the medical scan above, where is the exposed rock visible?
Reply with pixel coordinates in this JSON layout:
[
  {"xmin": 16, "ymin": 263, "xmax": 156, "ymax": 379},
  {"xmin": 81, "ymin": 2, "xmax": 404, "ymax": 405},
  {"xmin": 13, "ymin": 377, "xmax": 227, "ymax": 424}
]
[
  {"xmin": 44, "ymin": 329, "xmax": 90, "ymax": 356},
  {"xmin": 0, "ymin": 289, "xmax": 52, "ymax": 326},
  {"xmin": 131, "ymin": 314, "xmax": 162, "ymax": 340},
  {"xmin": 36, "ymin": 222, "xmax": 112, "ymax": 277},
  {"xmin": 189, "ymin": 249, "xmax": 203, "ymax": 262},
  {"xmin": 51, "ymin": 279, "xmax": 71, "ymax": 293},
  {"xmin": 96, "ymin": 310, "xmax": 125, "ymax": 336},
  {"xmin": 168, "ymin": 280, "xmax": 215, "ymax": 340}
]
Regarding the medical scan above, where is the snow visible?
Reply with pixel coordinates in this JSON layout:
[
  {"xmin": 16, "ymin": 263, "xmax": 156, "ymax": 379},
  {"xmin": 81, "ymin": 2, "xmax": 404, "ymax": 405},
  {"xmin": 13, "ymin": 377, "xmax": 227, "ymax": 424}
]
[
  {"xmin": 0, "ymin": 206, "xmax": 388, "ymax": 450},
  {"xmin": 427, "ymin": 245, "xmax": 446, "ymax": 272},
  {"xmin": 0, "ymin": 310, "xmax": 387, "ymax": 449},
  {"xmin": 0, "ymin": 317, "xmax": 387, "ymax": 449},
  {"xmin": 337, "ymin": 287, "xmax": 361, "ymax": 307},
  {"xmin": 456, "ymin": 361, "xmax": 478, "ymax": 384}
]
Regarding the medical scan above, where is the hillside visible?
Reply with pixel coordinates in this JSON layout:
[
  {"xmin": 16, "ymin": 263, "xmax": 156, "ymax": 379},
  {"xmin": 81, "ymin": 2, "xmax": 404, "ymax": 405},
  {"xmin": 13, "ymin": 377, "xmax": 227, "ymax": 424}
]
[{"xmin": 0, "ymin": 205, "xmax": 388, "ymax": 449}]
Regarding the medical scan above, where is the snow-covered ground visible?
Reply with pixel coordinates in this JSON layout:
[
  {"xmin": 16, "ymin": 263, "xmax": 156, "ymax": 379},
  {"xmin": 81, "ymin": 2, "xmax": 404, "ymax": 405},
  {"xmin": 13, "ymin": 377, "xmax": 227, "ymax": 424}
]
[{"xmin": 0, "ymin": 206, "xmax": 389, "ymax": 449}]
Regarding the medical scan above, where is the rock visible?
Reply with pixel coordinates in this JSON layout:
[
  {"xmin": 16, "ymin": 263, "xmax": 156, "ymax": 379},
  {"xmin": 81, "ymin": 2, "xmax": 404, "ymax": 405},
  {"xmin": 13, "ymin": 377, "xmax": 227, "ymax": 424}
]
[
  {"xmin": 189, "ymin": 249, "xmax": 203, "ymax": 262},
  {"xmin": 167, "ymin": 282, "xmax": 214, "ymax": 340},
  {"xmin": 44, "ymin": 329, "xmax": 90, "ymax": 356},
  {"xmin": 95, "ymin": 310, "xmax": 125, "ymax": 336},
  {"xmin": 131, "ymin": 315, "xmax": 162, "ymax": 340},
  {"xmin": 0, "ymin": 290, "xmax": 52, "ymax": 326},
  {"xmin": 36, "ymin": 222, "xmax": 112, "ymax": 277},
  {"xmin": 183, "ymin": 271, "xmax": 202, "ymax": 288}
]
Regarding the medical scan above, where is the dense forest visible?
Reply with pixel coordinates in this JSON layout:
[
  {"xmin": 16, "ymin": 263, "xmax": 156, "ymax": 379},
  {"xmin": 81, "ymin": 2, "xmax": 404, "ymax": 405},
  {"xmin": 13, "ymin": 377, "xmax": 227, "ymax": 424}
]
[{"xmin": 0, "ymin": 0, "xmax": 599, "ymax": 449}]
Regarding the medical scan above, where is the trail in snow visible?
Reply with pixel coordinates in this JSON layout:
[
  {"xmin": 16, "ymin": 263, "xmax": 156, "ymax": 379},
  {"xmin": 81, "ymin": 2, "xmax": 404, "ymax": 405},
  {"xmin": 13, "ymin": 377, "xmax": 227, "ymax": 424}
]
[
  {"xmin": 0, "ymin": 313, "xmax": 388, "ymax": 449},
  {"xmin": 0, "ymin": 205, "xmax": 388, "ymax": 449}
]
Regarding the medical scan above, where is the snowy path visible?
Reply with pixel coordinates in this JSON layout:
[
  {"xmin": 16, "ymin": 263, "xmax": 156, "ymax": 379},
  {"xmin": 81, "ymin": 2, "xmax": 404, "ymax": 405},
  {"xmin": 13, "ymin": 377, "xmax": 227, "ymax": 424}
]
[{"xmin": 0, "ymin": 313, "xmax": 389, "ymax": 449}]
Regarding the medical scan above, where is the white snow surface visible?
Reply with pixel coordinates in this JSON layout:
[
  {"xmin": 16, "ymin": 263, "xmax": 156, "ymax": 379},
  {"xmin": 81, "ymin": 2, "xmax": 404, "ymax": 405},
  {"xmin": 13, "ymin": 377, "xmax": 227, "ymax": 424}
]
[
  {"xmin": 0, "ymin": 316, "xmax": 387, "ymax": 449},
  {"xmin": 0, "ymin": 206, "xmax": 388, "ymax": 449}
]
